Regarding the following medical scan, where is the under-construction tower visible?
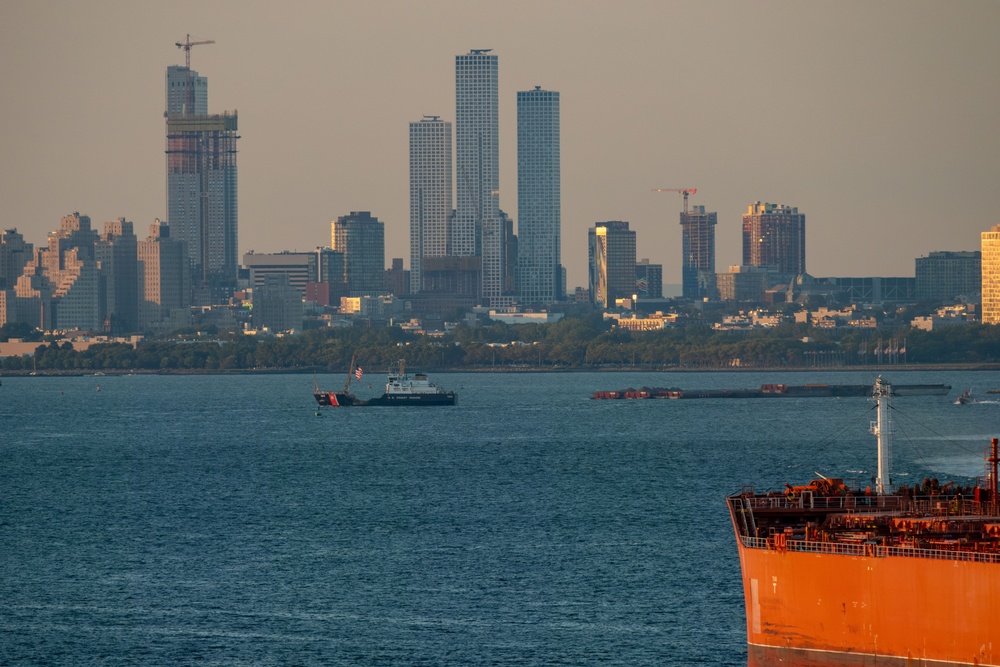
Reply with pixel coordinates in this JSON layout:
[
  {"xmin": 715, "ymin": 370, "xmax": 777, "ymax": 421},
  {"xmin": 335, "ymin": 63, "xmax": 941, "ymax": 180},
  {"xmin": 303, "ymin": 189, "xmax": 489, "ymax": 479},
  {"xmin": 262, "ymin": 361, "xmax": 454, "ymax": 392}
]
[
  {"xmin": 165, "ymin": 43, "xmax": 239, "ymax": 304},
  {"xmin": 679, "ymin": 205, "xmax": 717, "ymax": 300}
]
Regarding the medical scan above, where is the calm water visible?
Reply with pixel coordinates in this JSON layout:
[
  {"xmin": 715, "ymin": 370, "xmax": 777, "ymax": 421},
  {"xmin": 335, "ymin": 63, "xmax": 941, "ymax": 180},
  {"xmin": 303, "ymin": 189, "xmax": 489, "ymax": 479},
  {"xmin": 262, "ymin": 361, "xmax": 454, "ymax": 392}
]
[{"xmin": 2, "ymin": 369, "xmax": 998, "ymax": 665}]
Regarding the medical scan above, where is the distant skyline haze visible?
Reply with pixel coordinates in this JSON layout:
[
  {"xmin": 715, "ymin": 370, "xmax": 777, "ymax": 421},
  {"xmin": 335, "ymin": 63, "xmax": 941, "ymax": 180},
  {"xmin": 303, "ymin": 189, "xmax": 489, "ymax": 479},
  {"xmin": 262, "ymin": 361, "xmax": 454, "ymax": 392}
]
[{"xmin": 2, "ymin": 0, "xmax": 998, "ymax": 289}]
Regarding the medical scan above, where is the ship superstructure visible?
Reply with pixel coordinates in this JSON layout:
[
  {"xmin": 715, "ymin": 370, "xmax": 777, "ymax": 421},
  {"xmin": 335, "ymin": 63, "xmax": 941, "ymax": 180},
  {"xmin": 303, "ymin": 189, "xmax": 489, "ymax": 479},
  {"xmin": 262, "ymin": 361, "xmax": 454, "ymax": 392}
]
[{"xmin": 727, "ymin": 377, "xmax": 1000, "ymax": 666}]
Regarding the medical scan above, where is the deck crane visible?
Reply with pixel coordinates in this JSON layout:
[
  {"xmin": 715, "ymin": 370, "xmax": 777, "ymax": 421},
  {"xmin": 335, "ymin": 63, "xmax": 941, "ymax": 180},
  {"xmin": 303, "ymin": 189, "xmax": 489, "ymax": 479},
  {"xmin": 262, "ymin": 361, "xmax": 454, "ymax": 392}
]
[
  {"xmin": 175, "ymin": 34, "xmax": 215, "ymax": 70},
  {"xmin": 652, "ymin": 188, "xmax": 697, "ymax": 214}
]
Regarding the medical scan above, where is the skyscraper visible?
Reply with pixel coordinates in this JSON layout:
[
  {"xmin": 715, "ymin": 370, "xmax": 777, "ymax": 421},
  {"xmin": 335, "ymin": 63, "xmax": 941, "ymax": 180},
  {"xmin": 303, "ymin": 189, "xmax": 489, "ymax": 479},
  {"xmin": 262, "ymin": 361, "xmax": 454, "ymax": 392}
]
[
  {"xmin": 137, "ymin": 221, "xmax": 190, "ymax": 332},
  {"xmin": 516, "ymin": 86, "xmax": 561, "ymax": 305},
  {"xmin": 588, "ymin": 221, "xmax": 636, "ymax": 309},
  {"xmin": 165, "ymin": 63, "xmax": 239, "ymax": 300},
  {"xmin": 982, "ymin": 224, "xmax": 1000, "ymax": 324},
  {"xmin": 455, "ymin": 49, "xmax": 504, "ymax": 306},
  {"xmin": 742, "ymin": 202, "xmax": 806, "ymax": 275},
  {"xmin": 409, "ymin": 116, "xmax": 453, "ymax": 294},
  {"xmin": 38, "ymin": 213, "xmax": 101, "ymax": 330},
  {"xmin": 331, "ymin": 212, "xmax": 385, "ymax": 296},
  {"xmin": 680, "ymin": 205, "xmax": 717, "ymax": 300},
  {"xmin": 97, "ymin": 218, "xmax": 138, "ymax": 333}
]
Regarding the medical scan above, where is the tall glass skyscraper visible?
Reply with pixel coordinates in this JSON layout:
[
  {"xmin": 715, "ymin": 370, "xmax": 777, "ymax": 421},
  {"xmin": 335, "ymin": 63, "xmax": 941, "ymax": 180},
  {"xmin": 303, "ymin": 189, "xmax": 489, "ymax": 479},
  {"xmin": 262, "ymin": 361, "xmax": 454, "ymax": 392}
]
[
  {"xmin": 516, "ymin": 86, "xmax": 561, "ymax": 305},
  {"xmin": 455, "ymin": 50, "xmax": 503, "ymax": 305},
  {"xmin": 409, "ymin": 116, "xmax": 452, "ymax": 294},
  {"xmin": 165, "ymin": 64, "xmax": 239, "ymax": 299}
]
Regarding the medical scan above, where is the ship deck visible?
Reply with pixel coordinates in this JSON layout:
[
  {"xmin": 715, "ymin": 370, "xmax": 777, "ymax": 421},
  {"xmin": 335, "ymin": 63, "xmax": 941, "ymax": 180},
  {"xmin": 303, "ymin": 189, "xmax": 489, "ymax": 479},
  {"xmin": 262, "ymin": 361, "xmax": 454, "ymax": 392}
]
[{"xmin": 729, "ymin": 488, "xmax": 1000, "ymax": 561}]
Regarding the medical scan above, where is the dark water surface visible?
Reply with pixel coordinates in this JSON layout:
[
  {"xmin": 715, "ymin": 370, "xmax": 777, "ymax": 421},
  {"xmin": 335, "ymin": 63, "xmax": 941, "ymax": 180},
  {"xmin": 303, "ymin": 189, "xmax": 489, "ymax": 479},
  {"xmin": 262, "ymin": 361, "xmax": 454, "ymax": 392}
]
[{"xmin": 2, "ymin": 369, "xmax": 997, "ymax": 665}]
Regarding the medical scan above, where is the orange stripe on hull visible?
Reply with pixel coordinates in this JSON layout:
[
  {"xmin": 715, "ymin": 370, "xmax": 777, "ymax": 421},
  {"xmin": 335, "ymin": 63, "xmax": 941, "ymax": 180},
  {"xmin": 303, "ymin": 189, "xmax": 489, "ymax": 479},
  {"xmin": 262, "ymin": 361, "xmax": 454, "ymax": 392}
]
[{"xmin": 736, "ymin": 543, "xmax": 1000, "ymax": 666}]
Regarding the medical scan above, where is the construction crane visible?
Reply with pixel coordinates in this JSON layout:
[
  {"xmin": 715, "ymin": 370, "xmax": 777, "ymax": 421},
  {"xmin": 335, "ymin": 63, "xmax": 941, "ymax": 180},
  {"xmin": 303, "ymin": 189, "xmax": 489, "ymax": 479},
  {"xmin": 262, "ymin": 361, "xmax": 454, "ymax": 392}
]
[
  {"xmin": 652, "ymin": 187, "xmax": 697, "ymax": 214},
  {"xmin": 175, "ymin": 34, "xmax": 215, "ymax": 70}
]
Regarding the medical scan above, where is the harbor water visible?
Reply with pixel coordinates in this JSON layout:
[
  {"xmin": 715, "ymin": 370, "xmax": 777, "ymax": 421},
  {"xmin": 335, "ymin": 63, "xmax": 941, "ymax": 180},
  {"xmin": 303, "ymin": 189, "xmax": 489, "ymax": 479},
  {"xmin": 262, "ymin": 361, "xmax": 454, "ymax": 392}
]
[{"xmin": 2, "ymin": 370, "xmax": 997, "ymax": 665}]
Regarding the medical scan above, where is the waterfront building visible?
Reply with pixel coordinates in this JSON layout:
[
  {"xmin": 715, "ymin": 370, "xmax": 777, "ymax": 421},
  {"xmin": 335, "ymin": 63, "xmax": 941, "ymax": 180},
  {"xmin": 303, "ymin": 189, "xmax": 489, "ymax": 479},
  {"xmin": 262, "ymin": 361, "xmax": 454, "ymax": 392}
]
[
  {"xmin": 252, "ymin": 273, "xmax": 304, "ymax": 332},
  {"xmin": 588, "ymin": 221, "xmax": 636, "ymax": 309},
  {"xmin": 409, "ymin": 116, "xmax": 452, "ymax": 294},
  {"xmin": 680, "ymin": 205, "xmax": 717, "ymax": 300},
  {"xmin": 716, "ymin": 265, "xmax": 771, "ymax": 303},
  {"xmin": 331, "ymin": 212, "xmax": 385, "ymax": 296},
  {"xmin": 455, "ymin": 50, "xmax": 507, "ymax": 306},
  {"xmin": 742, "ymin": 202, "xmax": 805, "ymax": 276},
  {"xmin": 516, "ymin": 86, "xmax": 561, "ymax": 305},
  {"xmin": 165, "ymin": 63, "xmax": 239, "ymax": 299},
  {"xmin": 137, "ymin": 221, "xmax": 190, "ymax": 332},
  {"xmin": 915, "ymin": 250, "xmax": 982, "ymax": 302},
  {"xmin": 243, "ymin": 249, "xmax": 346, "ymax": 297},
  {"xmin": 635, "ymin": 259, "xmax": 663, "ymax": 299},
  {"xmin": 826, "ymin": 276, "xmax": 916, "ymax": 305},
  {"xmin": 983, "ymin": 224, "xmax": 1000, "ymax": 324}
]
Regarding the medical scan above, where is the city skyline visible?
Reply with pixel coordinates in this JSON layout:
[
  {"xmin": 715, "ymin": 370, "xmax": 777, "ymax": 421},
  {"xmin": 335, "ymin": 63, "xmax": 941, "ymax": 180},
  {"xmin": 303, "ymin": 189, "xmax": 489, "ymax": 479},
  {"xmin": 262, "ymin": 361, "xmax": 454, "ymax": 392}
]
[{"xmin": 2, "ymin": 1, "xmax": 999, "ymax": 289}]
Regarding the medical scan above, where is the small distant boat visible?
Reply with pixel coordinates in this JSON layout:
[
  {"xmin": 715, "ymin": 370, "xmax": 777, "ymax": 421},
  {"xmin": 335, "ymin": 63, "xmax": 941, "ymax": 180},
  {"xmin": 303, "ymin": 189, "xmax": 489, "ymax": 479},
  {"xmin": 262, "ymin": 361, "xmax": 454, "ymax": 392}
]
[{"xmin": 957, "ymin": 390, "xmax": 976, "ymax": 405}]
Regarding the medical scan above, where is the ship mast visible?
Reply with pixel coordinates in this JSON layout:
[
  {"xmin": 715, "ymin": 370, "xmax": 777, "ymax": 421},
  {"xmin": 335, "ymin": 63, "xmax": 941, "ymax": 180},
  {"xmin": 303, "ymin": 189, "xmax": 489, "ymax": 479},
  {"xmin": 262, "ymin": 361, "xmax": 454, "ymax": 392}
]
[
  {"xmin": 870, "ymin": 376, "xmax": 893, "ymax": 495},
  {"xmin": 344, "ymin": 353, "xmax": 356, "ymax": 394}
]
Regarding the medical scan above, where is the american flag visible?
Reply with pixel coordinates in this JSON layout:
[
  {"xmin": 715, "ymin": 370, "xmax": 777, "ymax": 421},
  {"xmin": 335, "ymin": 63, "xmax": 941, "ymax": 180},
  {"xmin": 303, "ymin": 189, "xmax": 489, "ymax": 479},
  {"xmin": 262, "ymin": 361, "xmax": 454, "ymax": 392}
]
[{"xmin": 355, "ymin": 367, "xmax": 363, "ymax": 381}]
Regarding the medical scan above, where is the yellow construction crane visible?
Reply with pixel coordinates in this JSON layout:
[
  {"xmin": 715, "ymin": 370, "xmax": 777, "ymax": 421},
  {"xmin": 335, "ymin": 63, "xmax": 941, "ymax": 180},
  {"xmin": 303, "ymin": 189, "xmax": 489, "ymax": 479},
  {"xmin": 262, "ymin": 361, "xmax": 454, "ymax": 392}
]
[
  {"xmin": 175, "ymin": 34, "xmax": 215, "ymax": 70},
  {"xmin": 652, "ymin": 187, "xmax": 697, "ymax": 214}
]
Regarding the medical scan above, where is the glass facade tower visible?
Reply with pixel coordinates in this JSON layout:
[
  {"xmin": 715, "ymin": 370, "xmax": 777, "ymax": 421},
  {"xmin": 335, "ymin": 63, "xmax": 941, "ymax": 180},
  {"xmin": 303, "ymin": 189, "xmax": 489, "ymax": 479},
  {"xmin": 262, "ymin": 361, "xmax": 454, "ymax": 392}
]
[
  {"xmin": 516, "ymin": 86, "xmax": 561, "ymax": 305},
  {"xmin": 409, "ymin": 116, "xmax": 453, "ymax": 294},
  {"xmin": 455, "ymin": 50, "xmax": 503, "ymax": 305}
]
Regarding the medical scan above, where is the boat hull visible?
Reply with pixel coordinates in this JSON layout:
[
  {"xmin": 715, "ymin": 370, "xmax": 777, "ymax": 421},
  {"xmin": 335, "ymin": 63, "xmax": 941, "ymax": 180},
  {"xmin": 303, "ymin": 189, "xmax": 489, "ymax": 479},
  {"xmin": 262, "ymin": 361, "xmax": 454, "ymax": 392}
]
[
  {"xmin": 364, "ymin": 392, "xmax": 456, "ymax": 406},
  {"xmin": 314, "ymin": 391, "xmax": 356, "ymax": 407},
  {"xmin": 733, "ymin": 538, "xmax": 1000, "ymax": 666}
]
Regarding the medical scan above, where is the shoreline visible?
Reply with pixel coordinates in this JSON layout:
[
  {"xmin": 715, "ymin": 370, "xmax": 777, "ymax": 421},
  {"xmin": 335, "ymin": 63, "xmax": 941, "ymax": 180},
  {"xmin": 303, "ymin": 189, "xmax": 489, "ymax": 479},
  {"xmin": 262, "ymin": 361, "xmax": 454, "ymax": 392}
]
[{"xmin": 4, "ymin": 363, "xmax": 1000, "ymax": 377}]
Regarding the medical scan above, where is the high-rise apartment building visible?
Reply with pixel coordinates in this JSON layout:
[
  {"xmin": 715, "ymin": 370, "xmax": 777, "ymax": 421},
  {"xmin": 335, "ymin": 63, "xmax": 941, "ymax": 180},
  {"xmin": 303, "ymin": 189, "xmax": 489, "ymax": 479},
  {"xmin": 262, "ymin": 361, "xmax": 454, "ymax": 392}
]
[
  {"xmin": 0, "ymin": 229, "xmax": 32, "ymax": 291},
  {"xmin": 409, "ymin": 116, "xmax": 453, "ymax": 294},
  {"xmin": 36, "ymin": 213, "xmax": 100, "ymax": 330},
  {"xmin": 137, "ymin": 221, "xmax": 190, "ymax": 332},
  {"xmin": 982, "ymin": 225, "xmax": 1000, "ymax": 324},
  {"xmin": 455, "ymin": 50, "xmax": 505, "ymax": 306},
  {"xmin": 516, "ymin": 86, "xmax": 561, "ymax": 306},
  {"xmin": 680, "ymin": 205, "xmax": 717, "ymax": 300},
  {"xmin": 331, "ymin": 212, "xmax": 385, "ymax": 296},
  {"xmin": 165, "ymin": 63, "xmax": 239, "ymax": 299},
  {"xmin": 97, "ymin": 218, "xmax": 139, "ymax": 333},
  {"xmin": 635, "ymin": 259, "xmax": 663, "ymax": 299},
  {"xmin": 588, "ymin": 221, "xmax": 636, "ymax": 309},
  {"xmin": 742, "ymin": 202, "xmax": 806, "ymax": 276},
  {"xmin": 915, "ymin": 251, "xmax": 982, "ymax": 302}
]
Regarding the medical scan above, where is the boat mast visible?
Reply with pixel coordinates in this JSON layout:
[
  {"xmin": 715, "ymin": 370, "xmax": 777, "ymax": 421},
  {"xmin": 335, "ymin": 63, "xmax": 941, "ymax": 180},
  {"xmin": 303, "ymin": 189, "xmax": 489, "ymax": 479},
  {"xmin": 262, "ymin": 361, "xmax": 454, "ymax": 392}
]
[
  {"xmin": 870, "ymin": 376, "xmax": 893, "ymax": 495},
  {"xmin": 345, "ymin": 353, "xmax": 356, "ymax": 393}
]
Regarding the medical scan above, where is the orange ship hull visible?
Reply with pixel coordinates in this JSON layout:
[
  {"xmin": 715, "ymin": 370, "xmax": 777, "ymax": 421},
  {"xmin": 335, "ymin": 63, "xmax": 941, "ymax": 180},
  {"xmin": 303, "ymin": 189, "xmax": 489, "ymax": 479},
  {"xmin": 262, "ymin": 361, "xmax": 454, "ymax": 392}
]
[{"xmin": 734, "ymin": 541, "xmax": 1000, "ymax": 666}]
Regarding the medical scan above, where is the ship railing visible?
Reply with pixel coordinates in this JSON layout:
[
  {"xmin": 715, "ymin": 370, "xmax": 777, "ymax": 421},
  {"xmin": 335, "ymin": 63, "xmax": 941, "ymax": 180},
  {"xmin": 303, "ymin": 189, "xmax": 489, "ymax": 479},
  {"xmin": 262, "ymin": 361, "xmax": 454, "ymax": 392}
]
[
  {"xmin": 737, "ymin": 494, "xmax": 996, "ymax": 517},
  {"xmin": 738, "ymin": 495, "xmax": 907, "ymax": 512},
  {"xmin": 739, "ymin": 535, "xmax": 1000, "ymax": 564}
]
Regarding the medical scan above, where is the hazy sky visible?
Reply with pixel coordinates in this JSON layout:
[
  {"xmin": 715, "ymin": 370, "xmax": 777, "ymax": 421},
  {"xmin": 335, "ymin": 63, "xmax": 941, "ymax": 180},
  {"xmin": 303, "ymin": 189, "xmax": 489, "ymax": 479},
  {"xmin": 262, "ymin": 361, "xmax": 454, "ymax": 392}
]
[{"xmin": 2, "ymin": 1, "xmax": 998, "ymax": 288}]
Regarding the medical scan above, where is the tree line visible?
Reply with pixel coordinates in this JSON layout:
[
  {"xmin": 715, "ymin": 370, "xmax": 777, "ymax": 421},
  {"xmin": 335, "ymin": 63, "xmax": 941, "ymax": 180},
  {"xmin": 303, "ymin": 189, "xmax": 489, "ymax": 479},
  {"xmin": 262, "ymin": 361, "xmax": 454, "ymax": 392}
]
[{"xmin": 2, "ymin": 316, "xmax": 999, "ymax": 372}]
